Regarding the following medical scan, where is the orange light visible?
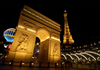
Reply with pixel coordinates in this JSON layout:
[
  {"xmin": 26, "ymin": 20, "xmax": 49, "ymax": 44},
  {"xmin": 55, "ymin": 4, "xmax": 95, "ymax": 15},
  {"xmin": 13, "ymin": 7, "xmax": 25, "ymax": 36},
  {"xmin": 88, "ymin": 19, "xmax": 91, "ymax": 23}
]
[{"xmin": 27, "ymin": 28, "xmax": 36, "ymax": 33}]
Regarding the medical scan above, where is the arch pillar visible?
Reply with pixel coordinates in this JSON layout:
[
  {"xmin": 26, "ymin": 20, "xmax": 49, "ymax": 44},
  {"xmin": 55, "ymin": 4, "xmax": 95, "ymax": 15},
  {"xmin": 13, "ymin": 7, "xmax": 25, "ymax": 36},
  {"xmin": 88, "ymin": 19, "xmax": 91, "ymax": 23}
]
[
  {"xmin": 38, "ymin": 38, "xmax": 61, "ymax": 63},
  {"xmin": 48, "ymin": 38, "xmax": 61, "ymax": 63},
  {"xmin": 6, "ymin": 27, "xmax": 36, "ymax": 62}
]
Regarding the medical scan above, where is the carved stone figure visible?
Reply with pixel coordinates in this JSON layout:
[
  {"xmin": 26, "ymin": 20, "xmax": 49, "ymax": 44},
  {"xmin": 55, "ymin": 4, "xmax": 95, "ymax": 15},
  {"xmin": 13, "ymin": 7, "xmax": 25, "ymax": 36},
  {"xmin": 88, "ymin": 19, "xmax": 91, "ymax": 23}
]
[
  {"xmin": 16, "ymin": 33, "xmax": 30, "ymax": 51},
  {"xmin": 53, "ymin": 43, "xmax": 59, "ymax": 55}
]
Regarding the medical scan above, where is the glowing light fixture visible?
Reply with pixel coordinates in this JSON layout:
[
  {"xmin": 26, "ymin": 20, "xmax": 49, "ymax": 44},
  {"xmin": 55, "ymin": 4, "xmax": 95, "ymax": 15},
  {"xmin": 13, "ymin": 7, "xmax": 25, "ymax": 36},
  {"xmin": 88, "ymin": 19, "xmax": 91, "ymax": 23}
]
[
  {"xmin": 31, "ymin": 63, "xmax": 34, "ymax": 65},
  {"xmin": 32, "ymin": 57, "xmax": 34, "ymax": 59},
  {"xmin": 22, "ymin": 63, "xmax": 24, "ymax": 64},
  {"xmin": 4, "ymin": 44, "xmax": 8, "ymax": 48},
  {"xmin": 62, "ymin": 62, "xmax": 65, "ymax": 64},
  {"xmin": 9, "ymin": 62, "xmax": 11, "ymax": 64},
  {"xmin": 37, "ymin": 50, "xmax": 39, "ymax": 52}
]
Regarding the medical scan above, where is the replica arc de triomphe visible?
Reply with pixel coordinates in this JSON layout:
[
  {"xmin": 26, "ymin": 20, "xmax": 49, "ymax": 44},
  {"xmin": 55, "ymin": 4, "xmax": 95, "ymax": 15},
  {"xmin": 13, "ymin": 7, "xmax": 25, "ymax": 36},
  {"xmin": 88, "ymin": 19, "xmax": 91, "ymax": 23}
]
[{"xmin": 6, "ymin": 5, "xmax": 61, "ymax": 63}]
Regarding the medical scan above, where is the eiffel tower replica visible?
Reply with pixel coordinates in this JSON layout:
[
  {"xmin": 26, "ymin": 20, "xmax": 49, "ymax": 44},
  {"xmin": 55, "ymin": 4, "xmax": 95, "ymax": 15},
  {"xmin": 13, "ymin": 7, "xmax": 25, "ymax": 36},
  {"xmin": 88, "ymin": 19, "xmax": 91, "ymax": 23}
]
[{"xmin": 63, "ymin": 10, "xmax": 74, "ymax": 48}]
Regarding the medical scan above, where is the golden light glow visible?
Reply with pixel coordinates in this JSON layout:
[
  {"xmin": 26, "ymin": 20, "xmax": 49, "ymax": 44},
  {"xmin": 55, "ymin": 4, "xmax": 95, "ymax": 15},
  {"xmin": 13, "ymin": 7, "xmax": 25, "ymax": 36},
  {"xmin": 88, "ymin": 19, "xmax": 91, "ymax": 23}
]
[
  {"xmin": 27, "ymin": 28, "xmax": 36, "ymax": 33},
  {"xmin": 22, "ymin": 63, "xmax": 24, "ymax": 64},
  {"xmin": 51, "ymin": 37, "xmax": 60, "ymax": 41},
  {"xmin": 56, "ymin": 63, "xmax": 58, "ymax": 65},
  {"xmin": 18, "ymin": 25, "xmax": 36, "ymax": 33},
  {"xmin": 18, "ymin": 25, "xmax": 24, "ymax": 29},
  {"xmin": 63, "ymin": 40, "xmax": 66, "ymax": 43},
  {"xmin": 31, "ymin": 63, "xmax": 34, "ymax": 65},
  {"xmin": 4, "ymin": 34, "xmax": 14, "ymax": 37},
  {"xmin": 40, "ymin": 37, "xmax": 50, "ymax": 42},
  {"xmin": 9, "ymin": 62, "xmax": 11, "ymax": 64},
  {"xmin": 32, "ymin": 57, "xmax": 34, "ymax": 59}
]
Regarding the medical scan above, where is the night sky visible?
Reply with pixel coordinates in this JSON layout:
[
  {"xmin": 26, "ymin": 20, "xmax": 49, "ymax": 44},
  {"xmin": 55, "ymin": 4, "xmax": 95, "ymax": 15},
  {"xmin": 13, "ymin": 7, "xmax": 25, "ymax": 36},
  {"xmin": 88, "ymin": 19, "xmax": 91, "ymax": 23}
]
[{"xmin": 0, "ymin": 2, "xmax": 100, "ymax": 45}]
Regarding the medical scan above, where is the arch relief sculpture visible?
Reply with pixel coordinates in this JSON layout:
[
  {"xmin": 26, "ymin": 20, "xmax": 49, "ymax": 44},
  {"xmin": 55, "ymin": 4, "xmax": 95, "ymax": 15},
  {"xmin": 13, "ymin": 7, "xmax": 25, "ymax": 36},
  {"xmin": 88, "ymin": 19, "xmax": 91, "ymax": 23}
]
[
  {"xmin": 16, "ymin": 33, "xmax": 30, "ymax": 51},
  {"xmin": 53, "ymin": 43, "xmax": 59, "ymax": 56}
]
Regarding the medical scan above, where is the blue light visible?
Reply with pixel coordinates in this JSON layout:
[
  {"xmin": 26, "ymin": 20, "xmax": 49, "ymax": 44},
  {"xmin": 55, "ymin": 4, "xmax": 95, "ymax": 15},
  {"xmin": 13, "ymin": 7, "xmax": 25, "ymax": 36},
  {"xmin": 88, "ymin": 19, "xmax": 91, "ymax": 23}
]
[{"xmin": 3, "ymin": 28, "xmax": 16, "ymax": 43}]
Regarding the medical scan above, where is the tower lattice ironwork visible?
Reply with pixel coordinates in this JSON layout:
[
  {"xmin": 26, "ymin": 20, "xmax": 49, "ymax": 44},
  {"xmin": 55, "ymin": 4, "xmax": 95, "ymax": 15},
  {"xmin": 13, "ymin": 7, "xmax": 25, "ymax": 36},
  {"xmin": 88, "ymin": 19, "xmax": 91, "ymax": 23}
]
[{"xmin": 63, "ymin": 10, "xmax": 74, "ymax": 44}]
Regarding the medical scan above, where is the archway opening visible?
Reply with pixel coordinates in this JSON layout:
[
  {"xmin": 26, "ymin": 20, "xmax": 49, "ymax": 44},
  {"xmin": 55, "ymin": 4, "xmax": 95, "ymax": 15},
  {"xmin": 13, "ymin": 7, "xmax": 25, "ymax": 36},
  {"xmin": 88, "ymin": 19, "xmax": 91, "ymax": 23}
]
[
  {"xmin": 36, "ymin": 29, "xmax": 50, "ymax": 62},
  {"xmin": 32, "ymin": 37, "xmax": 40, "ymax": 60},
  {"xmin": 32, "ymin": 29, "xmax": 50, "ymax": 62},
  {"xmin": 36, "ymin": 29, "xmax": 50, "ymax": 42}
]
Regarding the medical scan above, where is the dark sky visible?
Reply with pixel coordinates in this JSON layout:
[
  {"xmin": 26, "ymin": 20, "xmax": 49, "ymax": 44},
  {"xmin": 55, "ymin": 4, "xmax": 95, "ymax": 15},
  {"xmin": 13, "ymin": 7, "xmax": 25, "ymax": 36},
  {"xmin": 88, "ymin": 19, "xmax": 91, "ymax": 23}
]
[{"xmin": 0, "ymin": 2, "xmax": 100, "ymax": 45}]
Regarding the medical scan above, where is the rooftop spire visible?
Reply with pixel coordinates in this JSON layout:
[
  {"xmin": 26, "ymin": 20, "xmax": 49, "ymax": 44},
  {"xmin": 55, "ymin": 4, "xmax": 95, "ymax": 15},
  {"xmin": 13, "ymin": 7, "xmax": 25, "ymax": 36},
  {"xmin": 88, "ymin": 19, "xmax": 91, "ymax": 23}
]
[{"xmin": 63, "ymin": 10, "xmax": 74, "ymax": 45}]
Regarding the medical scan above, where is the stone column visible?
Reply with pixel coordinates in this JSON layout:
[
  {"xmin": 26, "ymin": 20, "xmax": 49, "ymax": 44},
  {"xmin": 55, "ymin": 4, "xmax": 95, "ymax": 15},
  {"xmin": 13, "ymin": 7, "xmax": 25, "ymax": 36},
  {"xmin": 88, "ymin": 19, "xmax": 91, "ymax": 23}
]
[{"xmin": 6, "ymin": 27, "xmax": 36, "ymax": 62}]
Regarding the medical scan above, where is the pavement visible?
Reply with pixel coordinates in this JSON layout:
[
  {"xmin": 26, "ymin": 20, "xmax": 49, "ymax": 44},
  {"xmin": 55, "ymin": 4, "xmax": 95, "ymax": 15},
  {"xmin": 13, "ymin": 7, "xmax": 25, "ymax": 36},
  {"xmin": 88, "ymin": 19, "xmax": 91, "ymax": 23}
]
[
  {"xmin": 0, "ymin": 58, "xmax": 99, "ymax": 70},
  {"xmin": 0, "ymin": 64, "xmax": 97, "ymax": 70}
]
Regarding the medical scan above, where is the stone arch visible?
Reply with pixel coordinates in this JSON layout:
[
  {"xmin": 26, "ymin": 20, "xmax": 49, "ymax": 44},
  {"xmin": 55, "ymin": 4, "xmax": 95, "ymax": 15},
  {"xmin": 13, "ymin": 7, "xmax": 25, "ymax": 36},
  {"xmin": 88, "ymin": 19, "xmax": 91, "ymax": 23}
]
[
  {"xmin": 6, "ymin": 5, "xmax": 61, "ymax": 63},
  {"xmin": 36, "ymin": 28, "xmax": 50, "ymax": 42}
]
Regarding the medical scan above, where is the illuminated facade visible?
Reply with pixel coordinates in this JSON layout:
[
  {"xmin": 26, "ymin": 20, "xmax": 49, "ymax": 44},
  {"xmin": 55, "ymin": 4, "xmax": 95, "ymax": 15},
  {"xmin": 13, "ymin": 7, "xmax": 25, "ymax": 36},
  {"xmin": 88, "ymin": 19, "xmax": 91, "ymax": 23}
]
[
  {"xmin": 6, "ymin": 5, "xmax": 61, "ymax": 63},
  {"xmin": 63, "ymin": 10, "xmax": 74, "ymax": 45}
]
